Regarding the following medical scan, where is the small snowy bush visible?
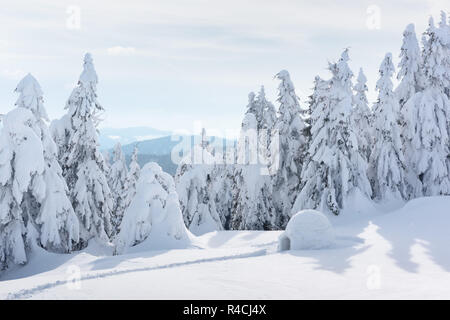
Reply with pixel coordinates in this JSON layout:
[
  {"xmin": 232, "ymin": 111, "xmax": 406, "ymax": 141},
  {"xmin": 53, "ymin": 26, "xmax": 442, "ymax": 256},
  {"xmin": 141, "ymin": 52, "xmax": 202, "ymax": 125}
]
[
  {"xmin": 278, "ymin": 209, "xmax": 335, "ymax": 250},
  {"xmin": 175, "ymin": 141, "xmax": 223, "ymax": 235},
  {"xmin": 114, "ymin": 162, "xmax": 192, "ymax": 254}
]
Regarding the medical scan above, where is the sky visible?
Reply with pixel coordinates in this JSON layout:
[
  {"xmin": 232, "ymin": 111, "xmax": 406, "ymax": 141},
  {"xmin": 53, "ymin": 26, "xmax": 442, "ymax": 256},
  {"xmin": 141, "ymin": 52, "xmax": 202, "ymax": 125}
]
[{"xmin": 0, "ymin": 0, "xmax": 448, "ymax": 137}]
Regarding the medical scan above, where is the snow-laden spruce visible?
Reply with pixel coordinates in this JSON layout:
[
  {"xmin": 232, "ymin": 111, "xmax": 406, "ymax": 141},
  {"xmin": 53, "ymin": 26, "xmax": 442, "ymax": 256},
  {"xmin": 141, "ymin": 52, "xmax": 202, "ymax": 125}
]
[
  {"xmin": 248, "ymin": 87, "xmax": 277, "ymax": 161},
  {"xmin": 212, "ymin": 162, "xmax": 234, "ymax": 230},
  {"xmin": 0, "ymin": 109, "xmax": 46, "ymax": 269},
  {"xmin": 270, "ymin": 70, "xmax": 308, "ymax": 228},
  {"xmin": 291, "ymin": 76, "xmax": 329, "ymax": 213},
  {"xmin": 401, "ymin": 17, "xmax": 450, "ymax": 196},
  {"xmin": 231, "ymin": 93, "xmax": 274, "ymax": 230},
  {"xmin": 396, "ymin": 23, "xmax": 426, "ymax": 189},
  {"xmin": 51, "ymin": 53, "xmax": 113, "ymax": 245},
  {"xmin": 257, "ymin": 86, "xmax": 277, "ymax": 133},
  {"xmin": 0, "ymin": 75, "xmax": 80, "ymax": 270},
  {"xmin": 437, "ymin": 11, "xmax": 450, "ymax": 98},
  {"xmin": 211, "ymin": 146, "xmax": 237, "ymax": 230},
  {"xmin": 256, "ymin": 86, "xmax": 278, "ymax": 174},
  {"xmin": 108, "ymin": 142, "xmax": 128, "ymax": 233},
  {"xmin": 351, "ymin": 68, "xmax": 372, "ymax": 161},
  {"xmin": 292, "ymin": 50, "xmax": 372, "ymax": 215},
  {"xmin": 117, "ymin": 145, "xmax": 141, "ymax": 232},
  {"xmin": 114, "ymin": 162, "xmax": 192, "ymax": 254},
  {"xmin": 175, "ymin": 130, "xmax": 223, "ymax": 235},
  {"xmin": 369, "ymin": 53, "xmax": 409, "ymax": 201},
  {"xmin": 396, "ymin": 24, "xmax": 424, "ymax": 107},
  {"xmin": 14, "ymin": 74, "xmax": 80, "ymax": 252}
]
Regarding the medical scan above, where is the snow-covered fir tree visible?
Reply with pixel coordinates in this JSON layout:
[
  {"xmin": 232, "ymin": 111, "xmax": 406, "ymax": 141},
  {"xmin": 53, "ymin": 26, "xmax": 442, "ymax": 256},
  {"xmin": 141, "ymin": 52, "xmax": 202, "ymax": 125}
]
[
  {"xmin": 258, "ymin": 86, "xmax": 277, "ymax": 133},
  {"xmin": 245, "ymin": 92, "xmax": 258, "ymax": 120},
  {"xmin": 270, "ymin": 70, "xmax": 308, "ymax": 227},
  {"xmin": 14, "ymin": 74, "xmax": 80, "ymax": 253},
  {"xmin": 0, "ymin": 108, "xmax": 46, "ymax": 269},
  {"xmin": 115, "ymin": 163, "xmax": 192, "ymax": 254},
  {"xmin": 396, "ymin": 24, "xmax": 424, "ymax": 107},
  {"xmin": 108, "ymin": 142, "xmax": 128, "ymax": 233},
  {"xmin": 126, "ymin": 146, "xmax": 141, "ymax": 204},
  {"xmin": 117, "ymin": 145, "xmax": 141, "ymax": 232},
  {"xmin": 292, "ymin": 76, "xmax": 332, "ymax": 213},
  {"xmin": 175, "ymin": 129, "xmax": 223, "ymax": 235},
  {"xmin": 211, "ymin": 141, "xmax": 237, "ymax": 230},
  {"xmin": 292, "ymin": 49, "xmax": 372, "ymax": 215},
  {"xmin": 246, "ymin": 86, "xmax": 277, "ymax": 133},
  {"xmin": 254, "ymin": 86, "xmax": 277, "ymax": 169},
  {"xmin": 212, "ymin": 162, "xmax": 234, "ymax": 229},
  {"xmin": 369, "ymin": 53, "xmax": 408, "ymax": 201},
  {"xmin": 422, "ymin": 16, "xmax": 450, "ymax": 93},
  {"xmin": 351, "ymin": 68, "xmax": 373, "ymax": 161},
  {"xmin": 402, "ymin": 17, "xmax": 450, "ymax": 196},
  {"xmin": 396, "ymin": 24, "xmax": 426, "ymax": 192},
  {"xmin": 437, "ymin": 11, "xmax": 450, "ymax": 98},
  {"xmin": 304, "ymin": 76, "xmax": 325, "ymax": 127},
  {"xmin": 1, "ymin": 74, "xmax": 82, "ymax": 270},
  {"xmin": 231, "ymin": 93, "xmax": 274, "ymax": 230},
  {"xmin": 51, "ymin": 53, "xmax": 113, "ymax": 245}
]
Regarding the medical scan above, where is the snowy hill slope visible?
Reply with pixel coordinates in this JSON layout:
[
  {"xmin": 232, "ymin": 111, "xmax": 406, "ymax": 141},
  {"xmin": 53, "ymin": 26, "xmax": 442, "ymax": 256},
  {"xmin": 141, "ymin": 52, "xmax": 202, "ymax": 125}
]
[{"xmin": 1, "ymin": 196, "xmax": 450, "ymax": 299}]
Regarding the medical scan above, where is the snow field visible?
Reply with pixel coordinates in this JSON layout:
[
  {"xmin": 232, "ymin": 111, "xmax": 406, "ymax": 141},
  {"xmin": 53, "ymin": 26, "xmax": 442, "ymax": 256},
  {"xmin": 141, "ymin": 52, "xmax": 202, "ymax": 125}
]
[{"xmin": 2, "ymin": 196, "xmax": 450, "ymax": 299}]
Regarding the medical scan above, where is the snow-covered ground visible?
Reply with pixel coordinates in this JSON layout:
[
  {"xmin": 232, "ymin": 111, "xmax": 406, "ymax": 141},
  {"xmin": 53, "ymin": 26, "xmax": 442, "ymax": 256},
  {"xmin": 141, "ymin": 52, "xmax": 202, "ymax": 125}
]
[{"xmin": 2, "ymin": 196, "xmax": 450, "ymax": 299}]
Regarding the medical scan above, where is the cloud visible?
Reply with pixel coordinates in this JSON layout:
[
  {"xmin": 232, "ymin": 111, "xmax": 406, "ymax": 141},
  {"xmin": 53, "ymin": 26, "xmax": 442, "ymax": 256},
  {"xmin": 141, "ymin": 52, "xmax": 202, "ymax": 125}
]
[
  {"xmin": 1, "ymin": 0, "xmax": 446, "ymax": 133},
  {"xmin": 106, "ymin": 46, "xmax": 137, "ymax": 56}
]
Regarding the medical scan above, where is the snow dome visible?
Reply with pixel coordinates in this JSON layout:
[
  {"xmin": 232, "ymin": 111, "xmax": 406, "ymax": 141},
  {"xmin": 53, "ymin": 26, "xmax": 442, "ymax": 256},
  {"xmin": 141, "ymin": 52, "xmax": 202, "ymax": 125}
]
[{"xmin": 278, "ymin": 209, "xmax": 335, "ymax": 250}]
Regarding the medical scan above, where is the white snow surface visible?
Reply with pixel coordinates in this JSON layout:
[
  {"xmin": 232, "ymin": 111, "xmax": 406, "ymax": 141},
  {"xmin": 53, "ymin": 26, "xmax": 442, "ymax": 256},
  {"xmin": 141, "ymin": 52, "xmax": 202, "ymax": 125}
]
[
  {"xmin": 279, "ymin": 210, "xmax": 335, "ymax": 250},
  {"xmin": 2, "ymin": 196, "xmax": 450, "ymax": 299}
]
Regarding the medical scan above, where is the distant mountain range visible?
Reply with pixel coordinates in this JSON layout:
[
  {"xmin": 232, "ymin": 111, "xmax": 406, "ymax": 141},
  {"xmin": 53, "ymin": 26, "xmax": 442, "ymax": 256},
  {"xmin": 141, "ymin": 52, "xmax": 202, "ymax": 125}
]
[
  {"xmin": 100, "ymin": 127, "xmax": 235, "ymax": 175},
  {"xmin": 99, "ymin": 126, "xmax": 171, "ymax": 150}
]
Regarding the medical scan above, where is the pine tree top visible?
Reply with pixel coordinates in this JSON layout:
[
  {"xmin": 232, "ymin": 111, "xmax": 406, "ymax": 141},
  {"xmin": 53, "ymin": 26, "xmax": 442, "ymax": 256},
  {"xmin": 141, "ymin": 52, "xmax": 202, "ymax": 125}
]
[
  {"xmin": 131, "ymin": 145, "xmax": 139, "ymax": 163},
  {"xmin": 329, "ymin": 48, "xmax": 353, "ymax": 86},
  {"xmin": 79, "ymin": 53, "xmax": 98, "ymax": 87},
  {"xmin": 439, "ymin": 11, "xmax": 447, "ymax": 28},
  {"xmin": 353, "ymin": 68, "xmax": 369, "ymax": 109},
  {"xmin": 397, "ymin": 24, "xmax": 421, "ymax": 77},
  {"xmin": 275, "ymin": 69, "xmax": 301, "ymax": 118},
  {"xmin": 201, "ymin": 128, "xmax": 209, "ymax": 149},
  {"xmin": 248, "ymin": 91, "xmax": 255, "ymax": 103},
  {"xmin": 376, "ymin": 53, "xmax": 395, "ymax": 96},
  {"xmin": 15, "ymin": 73, "xmax": 49, "ymax": 121},
  {"xmin": 257, "ymin": 85, "xmax": 266, "ymax": 100},
  {"xmin": 422, "ymin": 15, "xmax": 449, "ymax": 88},
  {"xmin": 113, "ymin": 142, "xmax": 124, "ymax": 162},
  {"xmin": 355, "ymin": 68, "xmax": 368, "ymax": 92},
  {"xmin": 276, "ymin": 70, "xmax": 297, "ymax": 100}
]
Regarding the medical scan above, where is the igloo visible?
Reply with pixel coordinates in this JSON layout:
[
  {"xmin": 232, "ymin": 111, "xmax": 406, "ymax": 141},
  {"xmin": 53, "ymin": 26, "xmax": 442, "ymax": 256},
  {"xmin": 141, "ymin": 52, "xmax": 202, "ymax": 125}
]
[{"xmin": 278, "ymin": 209, "xmax": 335, "ymax": 250}]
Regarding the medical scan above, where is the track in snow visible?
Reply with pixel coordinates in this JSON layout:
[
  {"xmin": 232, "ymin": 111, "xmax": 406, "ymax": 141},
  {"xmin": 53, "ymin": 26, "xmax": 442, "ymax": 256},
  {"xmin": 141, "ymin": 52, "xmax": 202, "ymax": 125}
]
[{"xmin": 6, "ymin": 248, "xmax": 267, "ymax": 300}]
